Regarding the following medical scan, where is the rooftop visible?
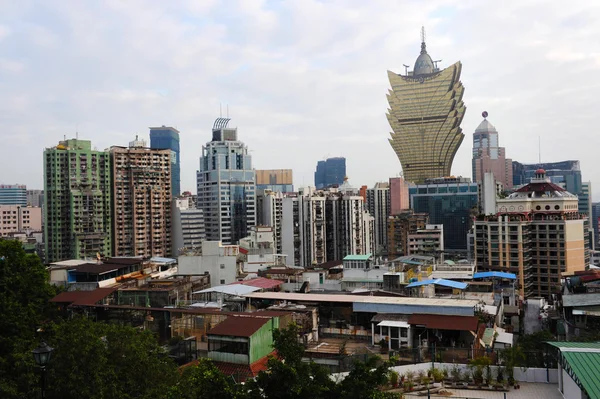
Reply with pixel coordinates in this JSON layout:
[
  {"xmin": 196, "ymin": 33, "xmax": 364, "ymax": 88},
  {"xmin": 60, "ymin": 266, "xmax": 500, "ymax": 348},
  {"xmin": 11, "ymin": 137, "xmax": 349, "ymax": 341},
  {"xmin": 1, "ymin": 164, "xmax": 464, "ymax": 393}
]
[
  {"xmin": 230, "ymin": 277, "xmax": 283, "ymax": 290},
  {"xmin": 548, "ymin": 342, "xmax": 600, "ymax": 399},
  {"xmin": 207, "ymin": 316, "xmax": 270, "ymax": 337},
  {"xmin": 407, "ymin": 314, "xmax": 479, "ymax": 331},
  {"xmin": 244, "ymin": 292, "xmax": 480, "ymax": 308},
  {"xmin": 71, "ymin": 262, "xmax": 138, "ymax": 275},
  {"xmin": 50, "ymin": 288, "xmax": 116, "ymax": 306},
  {"xmin": 406, "ymin": 278, "xmax": 468, "ymax": 290},
  {"xmin": 343, "ymin": 254, "xmax": 372, "ymax": 261}
]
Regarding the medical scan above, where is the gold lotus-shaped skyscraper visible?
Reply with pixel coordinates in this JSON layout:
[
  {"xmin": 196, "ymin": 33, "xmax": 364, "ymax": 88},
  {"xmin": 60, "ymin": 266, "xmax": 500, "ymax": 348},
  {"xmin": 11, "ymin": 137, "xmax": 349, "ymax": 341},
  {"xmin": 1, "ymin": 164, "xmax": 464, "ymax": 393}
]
[{"xmin": 387, "ymin": 31, "xmax": 466, "ymax": 183}]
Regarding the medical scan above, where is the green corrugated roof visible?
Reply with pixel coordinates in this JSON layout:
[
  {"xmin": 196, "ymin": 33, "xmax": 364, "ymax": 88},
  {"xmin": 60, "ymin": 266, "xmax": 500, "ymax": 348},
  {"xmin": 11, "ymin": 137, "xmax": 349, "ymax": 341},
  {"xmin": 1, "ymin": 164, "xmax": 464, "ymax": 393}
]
[
  {"xmin": 547, "ymin": 341, "xmax": 600, "ymax": 349},
  {"xmin": 562, "ymin": 352, "xmax": 600, "ymax": 399},
  {"xmin": 482, "ymin": 328, "xmax": 495, "ymax": 346},
  {"xmin": 343, "ymin": 254, "xmax": 372, "ymax": 261}
]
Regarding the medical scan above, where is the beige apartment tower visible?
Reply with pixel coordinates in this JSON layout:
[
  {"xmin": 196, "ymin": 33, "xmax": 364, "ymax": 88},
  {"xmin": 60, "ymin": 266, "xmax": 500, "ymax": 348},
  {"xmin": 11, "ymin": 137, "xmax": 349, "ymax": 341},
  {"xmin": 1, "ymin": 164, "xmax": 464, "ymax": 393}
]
[
  {"xmin": 474, "ymin": 169, "xmax": 588, "ymax": 298},
  {"xmin": 111, "ymin": 137, "xmax": 172, "ymax": 257},
  {"xmin": 386, "ymin": 29, "xmax": 466, "ymax": 183}
]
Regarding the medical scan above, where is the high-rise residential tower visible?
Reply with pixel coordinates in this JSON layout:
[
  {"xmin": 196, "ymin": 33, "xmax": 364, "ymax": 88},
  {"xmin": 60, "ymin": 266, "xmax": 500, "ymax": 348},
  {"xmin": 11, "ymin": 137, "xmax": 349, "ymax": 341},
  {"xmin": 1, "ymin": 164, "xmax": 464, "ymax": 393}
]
[
  {"xmin": 472, "ymin": 112, "xmax": 512, "ymax": 189},
  {"xmin": 197, "ymin": 118, "xmax": 256, "ymax": 244},
  {"xmin": 256, "ymin": 169, "xmax": 293, "ymax": 193},
  {"xmin": 366, "ymin": 182, "xmax": 390, "ymax": 254},
  {"xmin": 314, "ymin": 157, "xmax": 346, "ymax": 189},
  {"xmin": 111, "ymin": 137, "xmax": 172, "ymax": 257},
  {"xmin": 386, "ymin": 29, "xmax": 466, "ymax": 183},
  {"xmin": 150, "ymin": 126, "xmax": 180, "ymax": 197},
  {"xmin": 44, "ymin": 138, "xmax": 112, "ymax": 262}
]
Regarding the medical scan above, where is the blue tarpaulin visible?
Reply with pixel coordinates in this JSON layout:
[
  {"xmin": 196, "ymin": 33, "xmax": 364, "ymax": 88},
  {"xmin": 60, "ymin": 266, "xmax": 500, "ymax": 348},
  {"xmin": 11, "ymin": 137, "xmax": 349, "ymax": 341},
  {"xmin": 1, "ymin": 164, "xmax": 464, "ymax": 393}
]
[
  {"xmin": 473, "ymin": 271, "xmax": 517, "ymax": 280},
  {"xmin": 406, "ymin": 278, "xmax": 468, "ymax": 290}
]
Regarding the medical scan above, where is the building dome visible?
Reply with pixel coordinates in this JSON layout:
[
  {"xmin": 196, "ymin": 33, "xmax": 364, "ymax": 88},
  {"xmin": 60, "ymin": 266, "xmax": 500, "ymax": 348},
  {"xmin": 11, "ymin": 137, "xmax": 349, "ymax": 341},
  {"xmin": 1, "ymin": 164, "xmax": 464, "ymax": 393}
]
[
  {"xmin": 535, "ymin": 168, "xmax": 546, "ymax": 174},
  {"xmin": 413, "ymin": 42, "xmax": 434, "ymax": 76}
]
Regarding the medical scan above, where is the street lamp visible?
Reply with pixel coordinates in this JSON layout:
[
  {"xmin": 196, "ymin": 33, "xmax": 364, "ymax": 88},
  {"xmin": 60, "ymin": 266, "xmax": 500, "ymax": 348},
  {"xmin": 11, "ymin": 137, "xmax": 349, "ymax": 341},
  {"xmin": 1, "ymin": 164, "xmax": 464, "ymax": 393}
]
[{"xmin": 32, "ymin": 342, "xmax": 54, "ymax": 398}]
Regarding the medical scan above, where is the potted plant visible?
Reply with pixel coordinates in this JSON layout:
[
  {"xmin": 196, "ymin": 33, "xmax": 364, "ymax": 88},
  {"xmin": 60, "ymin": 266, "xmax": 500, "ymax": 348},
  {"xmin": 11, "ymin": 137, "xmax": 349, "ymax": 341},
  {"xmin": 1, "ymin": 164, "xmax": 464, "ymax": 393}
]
[
  {"xmin": 405, "ymin": 370, "xmax": 415, "ymax": 384},
  {"xmin": 430, "ymin": 367, "xmax": 444, "ymax": 383},
  {"xmin": 442, "ymin": 367, "xmax": 449, "ymax": 382},
  {"xmin": 403, "ymin": 380, "xmax": 414, "ymax": 392},
  {"xmin": 484, "ymin": 364, "xmax": 493, "ymax": 387},
  {"xmin": 451, "ymin": 364, "xmax": 461, "ymax": 387},
  {"xmin": 389, "ymin": 370, "xmax": 400, "ymax": 388},
  {"xmin": 496, "ymin": 366, "xmax": 505, "ymax": 386},
  {"xmin": 417, "ymin": 369, "xmax": 425, "ymax": 385}
]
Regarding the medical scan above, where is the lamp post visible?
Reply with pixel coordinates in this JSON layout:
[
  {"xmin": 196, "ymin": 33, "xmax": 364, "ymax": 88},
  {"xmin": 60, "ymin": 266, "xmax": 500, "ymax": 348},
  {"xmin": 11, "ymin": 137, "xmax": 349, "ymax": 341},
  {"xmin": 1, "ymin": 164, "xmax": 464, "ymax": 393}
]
[{"xmin": 32, "ymin": 342, "xmax": 54, "ymax": 398}]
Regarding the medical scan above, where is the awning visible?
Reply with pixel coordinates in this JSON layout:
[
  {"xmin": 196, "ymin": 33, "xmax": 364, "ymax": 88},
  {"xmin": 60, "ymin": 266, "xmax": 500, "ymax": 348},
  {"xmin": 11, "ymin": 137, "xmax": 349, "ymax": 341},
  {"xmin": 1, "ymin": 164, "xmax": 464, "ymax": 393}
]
[
  {"xmin": 377, "ymin": 320, "xmax": 410, "ymax": 328},
  {"xmin": 406, "ymin": 278, "xmax": 467, "ymax": 290},
  {"xmin": 473, "ymin": 272, "xmax": 517, "ymax": 280}
]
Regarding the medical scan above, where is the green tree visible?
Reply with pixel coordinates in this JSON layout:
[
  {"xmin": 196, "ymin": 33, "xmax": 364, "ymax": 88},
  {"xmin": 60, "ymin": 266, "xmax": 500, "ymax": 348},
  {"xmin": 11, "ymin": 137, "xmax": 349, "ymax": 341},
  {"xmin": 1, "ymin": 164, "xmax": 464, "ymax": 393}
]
[
  {"xmin": 44, "ymin": 318, "xmax": 177, "ymax": 399},
  {"xmin": 336, "ymin": 356, "xmax": 400, "ymax": 399},
  {"xmin": 0, "ymin": 239, "xmax": 56, "ymax": 398},
  {"xmin": 168, "ymin": 358, "xmax": 239, "ymax": 399}
]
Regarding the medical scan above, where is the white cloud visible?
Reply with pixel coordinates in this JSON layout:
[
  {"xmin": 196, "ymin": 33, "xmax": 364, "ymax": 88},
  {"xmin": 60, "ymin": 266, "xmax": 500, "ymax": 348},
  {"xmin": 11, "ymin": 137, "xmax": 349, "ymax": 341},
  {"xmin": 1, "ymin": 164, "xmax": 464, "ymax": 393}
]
[{"xmin": 0, "ymin": 0, "xmax": 600, "ymax": 198}]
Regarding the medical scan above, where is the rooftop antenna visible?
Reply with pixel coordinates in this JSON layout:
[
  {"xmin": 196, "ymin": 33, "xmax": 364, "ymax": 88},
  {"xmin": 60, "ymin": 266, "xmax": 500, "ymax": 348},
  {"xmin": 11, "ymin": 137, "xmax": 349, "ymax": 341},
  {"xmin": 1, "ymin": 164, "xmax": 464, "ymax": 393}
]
[
  {"xmin": 403, "ymin": 64, "xmax": 410, "ymax": 75},
  {"xmin": 75, "ymin": 123, "xmax": 79, "ymax": 140},
  {"xmin": 421, "ymin": 26, "xmax": 426, "ymax": 44},
  {"xmin": 433, "ymin": 59, "xmax": 442, "ymax": 69}
]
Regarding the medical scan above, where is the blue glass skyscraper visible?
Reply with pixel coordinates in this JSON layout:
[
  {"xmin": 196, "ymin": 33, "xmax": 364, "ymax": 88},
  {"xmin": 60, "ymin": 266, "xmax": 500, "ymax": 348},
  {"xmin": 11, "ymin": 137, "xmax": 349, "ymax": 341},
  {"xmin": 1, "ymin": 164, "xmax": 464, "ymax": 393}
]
[
  {"xmin": 314, "ymin": 157, "xmax": 346, "ymax": 189},
  {"xmin": 0, "ymin": 184, "xmax": 27, "ymax": 206},
  {"xmin": 150, "ymin": 126, "xmax": 180, "ymax": 197}
]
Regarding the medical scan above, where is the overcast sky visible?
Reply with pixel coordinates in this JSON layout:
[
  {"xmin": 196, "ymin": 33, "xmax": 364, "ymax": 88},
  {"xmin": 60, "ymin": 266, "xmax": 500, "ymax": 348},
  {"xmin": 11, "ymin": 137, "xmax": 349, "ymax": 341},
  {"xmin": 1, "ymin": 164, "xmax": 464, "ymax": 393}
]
[{"xmin": 1, "ymin": 1, "xmax": 600, "ymax": 197}]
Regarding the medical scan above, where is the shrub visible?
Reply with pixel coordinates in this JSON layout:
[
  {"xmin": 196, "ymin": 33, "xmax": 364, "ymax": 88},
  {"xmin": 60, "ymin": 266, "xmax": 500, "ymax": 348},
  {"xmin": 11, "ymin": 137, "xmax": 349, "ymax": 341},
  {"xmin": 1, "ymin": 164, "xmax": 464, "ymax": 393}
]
[{"xmin": 389, "ymin": 370, "xmax": 400, "ymax": 387}]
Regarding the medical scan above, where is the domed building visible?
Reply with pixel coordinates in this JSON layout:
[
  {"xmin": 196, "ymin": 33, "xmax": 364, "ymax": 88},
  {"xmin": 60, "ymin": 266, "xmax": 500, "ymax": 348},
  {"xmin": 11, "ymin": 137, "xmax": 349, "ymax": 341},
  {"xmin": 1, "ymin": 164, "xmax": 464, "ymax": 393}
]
[
  {"xmin": 474, "ymin": 169, "xmax": 589, "ymax": 298},
  {"xmin": 472, "ymin": 113, "xmax": 513, "ymax": 189},
  {"xmin": 386, "ymin": 28, "xmax": 466, "ymax": 183}
]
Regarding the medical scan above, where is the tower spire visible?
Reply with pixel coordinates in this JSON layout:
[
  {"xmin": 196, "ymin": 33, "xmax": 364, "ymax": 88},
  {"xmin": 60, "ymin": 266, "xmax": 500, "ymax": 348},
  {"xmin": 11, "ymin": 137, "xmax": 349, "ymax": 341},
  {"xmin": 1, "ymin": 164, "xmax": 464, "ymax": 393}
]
[{"xmin": 420, "ymin": 26, "xmax": 427, "ymax": 54}]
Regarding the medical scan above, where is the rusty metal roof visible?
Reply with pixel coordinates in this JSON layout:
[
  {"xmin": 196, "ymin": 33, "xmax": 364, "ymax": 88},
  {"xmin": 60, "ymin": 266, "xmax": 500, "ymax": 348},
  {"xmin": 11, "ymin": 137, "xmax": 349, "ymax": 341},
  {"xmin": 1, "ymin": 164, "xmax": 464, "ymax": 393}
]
[
  {"xmin": 207, "ymin": 316, "xmax": 271, "ymax": 337},
  {"xmin": 230, "ymin": 277, "xmax": 283, "ymax": 290},
  {"xmin": 50, "ymin": 288, "xmax": 116, "ymax": 306},
  {"xmin": 407, "ymin": 313, "xmax": 479, "ymax": 331}
]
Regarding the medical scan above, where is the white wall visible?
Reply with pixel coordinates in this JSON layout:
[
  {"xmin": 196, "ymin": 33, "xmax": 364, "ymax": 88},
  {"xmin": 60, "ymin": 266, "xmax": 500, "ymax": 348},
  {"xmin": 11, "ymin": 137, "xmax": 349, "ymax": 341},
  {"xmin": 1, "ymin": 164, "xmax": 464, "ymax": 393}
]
[
  {"xmin": 177, "ymin": 255, "xmax": 236, "ymax": 286},
  {"xmin": 561, "ymin": 369, "xmax": 584, "ymax": 399}
]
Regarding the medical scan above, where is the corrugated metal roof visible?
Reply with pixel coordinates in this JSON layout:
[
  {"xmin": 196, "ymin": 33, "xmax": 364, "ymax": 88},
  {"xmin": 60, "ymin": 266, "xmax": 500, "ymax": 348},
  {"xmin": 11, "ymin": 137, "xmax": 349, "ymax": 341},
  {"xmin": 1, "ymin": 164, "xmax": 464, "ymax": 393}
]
[
  {"xmin": 407, "ymin": 314, "xmax": 479, "ymax": 331},
  {"xmin": 207, "ymin": 316, "xmax": 270, "ymax": 337},
  {"xmin": 562, "ymin": 352, "xmax": 600, "ymax": 399},
  {"xmin": 243, "ymin": 292, "xmax": 479, "ymax": 307},
  {"xmin": 230, "ymin": 277, "xmax": 283, "ymax": 289},
  {"xmin": 547, "ymin": 342, "xmax": 600, "ymax": 350},
  {"xmin": 563, "ymin": 293, "xmax": 600, "ymax": 308},
  {"xmin": 50, "ymin": 288, "xmax": 116, "ymax": 306},
  {"xmin": 343, "ymin": 254, "xmax": 372, "ymax": 261},
  {"xmin": 406, "ymin": 278, "xmax": 468, "ymax": 290},
  {"xmin": 377, "ymin": 320, "xmax": 409, "ymax": 328},
  {"xmin": 473, "ymin": 272, "xmax": 516, "ymax": 280},
  {"xmin": 193, "ymin": 285, "xmax": 260, "ymax": 296}
]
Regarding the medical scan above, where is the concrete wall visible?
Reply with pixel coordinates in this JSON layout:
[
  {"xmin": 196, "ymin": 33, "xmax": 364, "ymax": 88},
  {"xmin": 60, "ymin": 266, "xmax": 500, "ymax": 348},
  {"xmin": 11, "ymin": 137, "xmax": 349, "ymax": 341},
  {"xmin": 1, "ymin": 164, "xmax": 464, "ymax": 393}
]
[
  {"xmin": 178, "ymin": 255, "xmax": 236, "ymax": 286},
  {"xmin": 561, "ymin": 369, "xmax": 584, "ymax": 399}
]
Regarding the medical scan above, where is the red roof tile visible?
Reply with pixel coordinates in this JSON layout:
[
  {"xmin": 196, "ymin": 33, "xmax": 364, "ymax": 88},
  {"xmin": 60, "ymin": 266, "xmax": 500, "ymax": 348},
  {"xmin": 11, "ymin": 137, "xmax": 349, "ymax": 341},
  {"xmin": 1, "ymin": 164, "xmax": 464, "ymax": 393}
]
[
  {"xmin": 407, "ymin": 314, "xmax": 479, "ymax": 332},
  {"xmin": 207, "ymin": 316, "xmax": 271, "ymax": 337}
]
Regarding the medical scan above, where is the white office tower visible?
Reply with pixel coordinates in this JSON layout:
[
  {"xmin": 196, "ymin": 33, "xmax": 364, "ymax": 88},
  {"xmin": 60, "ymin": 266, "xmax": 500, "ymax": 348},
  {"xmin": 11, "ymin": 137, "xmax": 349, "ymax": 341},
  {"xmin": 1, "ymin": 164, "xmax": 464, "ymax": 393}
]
[
  {"xmin": 172, "ymin": 197, "xmax": 205, "ymax": 256},
  {"xmin": 257, "ymin": 190, "xmax": 284, "ymax": 254},
  {"xmin": 196, "ymin": 118, "xmax": 256, "ymax": 244},
  {"xmin": 366, "ymin": 182, "xmax": 390, "ymax": 255},
  {"xmin": 281, "ymin": 182, "xmax": 374, "ymax": 267}
]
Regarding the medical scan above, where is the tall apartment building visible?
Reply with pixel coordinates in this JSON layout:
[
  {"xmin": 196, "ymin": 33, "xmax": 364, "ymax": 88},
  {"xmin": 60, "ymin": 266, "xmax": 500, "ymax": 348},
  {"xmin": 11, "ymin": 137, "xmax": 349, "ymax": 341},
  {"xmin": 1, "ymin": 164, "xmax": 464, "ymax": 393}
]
[
  {"xmin": 387, "ymin": 210, "xmax": 428, "ymax": 259},
  {"xmin": 197, "ymin": 118, "xmax": 256, "ymax": 244},
  {"xmin": 150, "ymin": 126, "xmax": 181, "ymax": 197},
  {"xmin": 26, "ymin": 189, "xmax": 44, "ymax": 208},
  {"xmin": 0, "ymin": 184, "xmax": 27, "ymax": 206},
  {"xmin": 111, "ymin": 137, "xmax": 172, "ymax": 257},
  {"xmin": 0, "ymin": 205, "xmax": 42, "ymax": 236},
  {"xmin": 389, "ymin": 177, "xmax": 410, "ymax": 215},
  {"xmin": 314, "ymin": 157, "xmax": 346, "ymax": 189},
  {"xmin": 326, "ymin": 181, "xmax": 374, "ymax": 261},
  {"xmin": 366, "ymin": 182, "xmax": 390, "ymax": 254},
  {"xmin": 474, "ymin": 169, "xmax": 588, "ymax": 298},
  {"xmin": 407, "ymin": 224, "xmax": 444, "ymax": 256},
  {"xmin": 592, "ymin": 202, "xmax": 600, "ymax": 247},
  {"xmin": 281, "ymin": 183, "xmax": 373, "ymax": 266},
  {"xmin": 256, "ymin": 169, "xmax": 293, "ymax": 193},
  {"xmin": 172, "ymin": 196, "xmax": 205, "ymax": 256},
  {"xmin": 409, "ymin": 176, "xmax": 478, "ymax": 250},
  {"xmin": 386, "ymin": 29, "xmax": 465, "ymax": 183},
  {"xmin": 257, "ymin": 190, "xmax": 284, "ymax": 254},
  {"xmin": 44, "ymin": 138, "xmax": 112, "ymax": 262},
  {"xmin": 472, "ymin": 113, "xmax": 512, "ymax": 188}
]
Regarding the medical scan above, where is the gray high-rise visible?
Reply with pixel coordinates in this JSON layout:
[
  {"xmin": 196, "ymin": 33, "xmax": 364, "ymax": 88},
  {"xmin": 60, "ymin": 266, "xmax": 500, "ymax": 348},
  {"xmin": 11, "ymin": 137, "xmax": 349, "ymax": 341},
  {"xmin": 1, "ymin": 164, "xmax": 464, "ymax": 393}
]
[{"xmin": 196, "ymin": 118, "xmax": 256, "ymax": 244}]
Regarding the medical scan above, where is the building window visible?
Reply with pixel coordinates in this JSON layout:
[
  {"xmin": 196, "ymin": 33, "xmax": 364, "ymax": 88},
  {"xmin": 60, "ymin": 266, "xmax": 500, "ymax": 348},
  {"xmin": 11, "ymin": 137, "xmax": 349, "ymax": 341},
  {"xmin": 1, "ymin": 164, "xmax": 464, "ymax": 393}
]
[
  {"xmin": 220, "ymin": 279, "xmax": 225, "ymax": 285},
  {"xmin": 220, "ymin": 264, "xmax": 225, "ymax": 269}
]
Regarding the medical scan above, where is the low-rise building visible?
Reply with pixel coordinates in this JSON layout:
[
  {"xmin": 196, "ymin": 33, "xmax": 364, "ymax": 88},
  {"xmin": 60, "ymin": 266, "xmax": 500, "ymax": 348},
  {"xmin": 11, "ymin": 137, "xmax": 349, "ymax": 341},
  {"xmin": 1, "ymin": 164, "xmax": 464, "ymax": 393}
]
[
  {"xmin": 407, "ymin": 224, "xmax": 444, "ymax": 257},
  {"xmin": 178, "ymin": 241, "xmax": 241, "ymax": 286},
  {"xmin": 0, "ymin": 205, "xmax": 42, "ymax": 236}
]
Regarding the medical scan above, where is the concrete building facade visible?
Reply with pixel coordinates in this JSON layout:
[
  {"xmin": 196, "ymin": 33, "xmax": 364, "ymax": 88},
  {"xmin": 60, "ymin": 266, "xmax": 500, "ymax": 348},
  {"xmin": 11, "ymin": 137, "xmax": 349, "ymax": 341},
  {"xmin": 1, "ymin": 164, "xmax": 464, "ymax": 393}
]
[
  {"xmin": 474, "ymin": 169, "xmax": 588, "ymax": 298},
  {"xmin": 178, "ymin": 241, "xmax": 240, "ymax": 286},
  {"xmin": 386, "ymin": 32, "xmax": 465, "ymax": 183},
  {"xmin": 407, "ymin": 224, "xmax": 444, "ymax": 256},
  {"xmin": 0, "ymin": 205, "xmax": 42, "ymax": 236},
  {"xmin": 387, "ymin": 210, "xmax": 429, "ymax": 259},
  {"xmin": 314, "ymin": 157, "xmax": 346, "ymax": 189},
  {"xmin": 172, "ymin": 196, "xmax": 205, "ymax": 256},
  {"xmin": 26, "ymin": 189, "xmax": 44, "ymax": 208},
  {"xmin": 257, "ymin": 190, "xmax": 284, "ymax": 254},
  {"xmin": 111, "ymin": 137, "xmax": 172, "ymax": 257},
  {"xmin": 389, "ymin": 177, "xmax": 410, "ymax": 215},
  {"xmin": 366, "ymin": 182, "xmax": 390, "ymax": 254},
  {"xmin": 197, "ymin": 118, "xmax": 256, "ymax": 245},
  {"xmin": 472, "ymin": 114, "xmax": 512, "ymax": 189},
  {"xmin": 44, "ymin": 138, "xmax": 112, "ymax": 262}
]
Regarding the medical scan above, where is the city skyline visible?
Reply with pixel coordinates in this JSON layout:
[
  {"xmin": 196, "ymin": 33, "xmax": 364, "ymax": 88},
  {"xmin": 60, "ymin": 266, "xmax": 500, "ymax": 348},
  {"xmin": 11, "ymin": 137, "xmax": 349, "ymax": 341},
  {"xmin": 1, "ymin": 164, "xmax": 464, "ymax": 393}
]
[{"xmin": 1, "ymin": 2, "xmax": 600, "ymax": 197}]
